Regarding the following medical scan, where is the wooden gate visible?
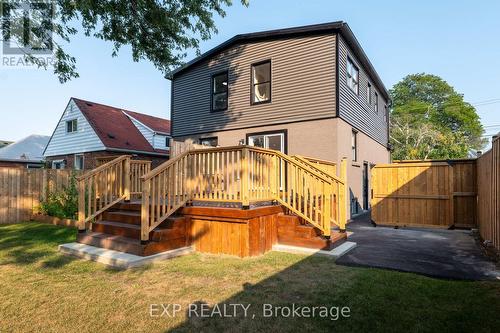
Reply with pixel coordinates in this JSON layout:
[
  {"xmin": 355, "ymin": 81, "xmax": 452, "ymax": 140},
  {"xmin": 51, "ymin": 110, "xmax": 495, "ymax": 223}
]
[{"xmin": 371, "ymin": 160, "xmax": 477, "ymax": 228}]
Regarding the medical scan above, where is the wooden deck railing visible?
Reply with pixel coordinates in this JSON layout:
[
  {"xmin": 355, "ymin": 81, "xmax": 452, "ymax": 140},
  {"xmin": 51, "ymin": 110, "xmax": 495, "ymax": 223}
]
[
  {"xmin": 130, "ymin": 160, "xmax": 151, "ymax": 196},
  {"xmin": 140, "ymin": 146, "xmax": 348, "ymax": 241},
  {"xmin": 77, "ymin": 156, "xmax": 131, "ymax": 231},
  {"xmin": 77, "ymin": 156, "xmax": 151, "ymax": 232}
]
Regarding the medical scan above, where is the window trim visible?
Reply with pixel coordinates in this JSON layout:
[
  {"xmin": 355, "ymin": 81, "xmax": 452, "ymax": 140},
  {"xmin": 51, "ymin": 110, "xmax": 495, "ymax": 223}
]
[
  {"xmin": 66, "ymin": 119, "xmax": 78, "ymax": 133},
  {"xmin": 210, "ymin": 70, "xmax": 229, "ymax": 112},
  {"xmin": 250, "ymin": 59, "xmax": 272, "ymax": 105},
  {"xmin": 199, "ymin": 136, "xmax": 218, "ymax": 147},
  {"xmin": 346, "ymin": 56, "xmax": 359, "ymax": 95},
  {"xmin": 74, "ymin": 154, "xmax": 84, "ymax": 170},
  {"xmin": 351, "ymin": 130, "xmax": 358, "ymax": 162},
  {"xmin": 374, "ymin": 91, "xmax": 379, "ymax": 114}
]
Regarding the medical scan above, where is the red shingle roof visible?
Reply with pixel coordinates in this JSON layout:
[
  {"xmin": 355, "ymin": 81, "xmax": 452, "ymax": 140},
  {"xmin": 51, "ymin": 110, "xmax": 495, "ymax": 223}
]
[
  {"xmin": 72, "ymin": 98, "xmax": 170, "ymax": 155},
  {"xmin": 123, "ymin": 110, "xmax": 171, "ymax": 134}
]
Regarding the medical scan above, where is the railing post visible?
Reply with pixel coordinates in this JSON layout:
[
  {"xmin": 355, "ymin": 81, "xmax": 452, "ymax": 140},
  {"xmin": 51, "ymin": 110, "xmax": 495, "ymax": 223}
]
[
  {"xmin": 124, "ymin": 157, "xmax": 131, "ymax": 202},
  {"xmin": 241, "ymin": 147, "xmax": 250, "ymax": 208},
  {"xmin": 77, "ymin": 179, "xmax": 86, "ymax": 233},
  {"xmin": 323, "ymin": 182, "xmax": 332, "ymax": 238},
  {"xmin": 141, "ymin": 178, "xmax": 151, "ymax": 243},
  {"xmin": 270, "ymin": 154, "xmax": 277, "ymax": 198},
  {"xmin": 339, "ymin": 157, "xmax": 348, "ymax": 232}
]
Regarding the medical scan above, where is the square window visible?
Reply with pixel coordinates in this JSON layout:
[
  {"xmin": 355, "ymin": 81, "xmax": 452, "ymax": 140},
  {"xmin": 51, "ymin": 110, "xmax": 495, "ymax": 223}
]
[{"xmin": 251, "ymin": 61, "xmax": 271, "ymax": 104}]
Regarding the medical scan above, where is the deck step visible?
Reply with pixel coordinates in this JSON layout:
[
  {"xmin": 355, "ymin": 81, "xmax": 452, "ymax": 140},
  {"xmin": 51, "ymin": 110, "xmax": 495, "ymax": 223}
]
[
  {"xmin": 112, "ymin": 202, "xmax": 142, "ymax": 212},
  {"xmin": 92, "ymin": 220, "xmax": 141, "ymax": 239},
  {"xmin": 77, "ymin": 231, "xmax": 189, "ymax": 257},
  {"xmin": 77, "ymin": 231, "xmax": 144, "ymax": 255},
  {"xmin": 102, "ymin": 210, "xmax": 141, "ymax": 225}
]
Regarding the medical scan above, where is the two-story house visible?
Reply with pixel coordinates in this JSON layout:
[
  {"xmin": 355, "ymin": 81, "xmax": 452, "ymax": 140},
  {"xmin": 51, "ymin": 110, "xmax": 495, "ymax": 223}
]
[
  {"xmin": 169, "ymin": 22, "xmax": 391, "ymax": 216},
  {"xmin": 44, "ymin": 98, "xmax": 172, "ymax": 169}
]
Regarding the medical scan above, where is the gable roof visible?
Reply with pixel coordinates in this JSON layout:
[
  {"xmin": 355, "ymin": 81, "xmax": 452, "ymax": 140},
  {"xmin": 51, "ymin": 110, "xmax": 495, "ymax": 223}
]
[
  {"xmin": 0, "ymin": 134, "xmax": 50, "ymax": 162},
  {"xmin": 169, "ymin": 21, "xmax": 389, "ymax": 100},
  {"xmin": 123, "ymin": 110, "xmax": 171, "ymax": 134},
  {"xmin": 72, "ymin": 98, "xmax": 170, "ymax": 154}
]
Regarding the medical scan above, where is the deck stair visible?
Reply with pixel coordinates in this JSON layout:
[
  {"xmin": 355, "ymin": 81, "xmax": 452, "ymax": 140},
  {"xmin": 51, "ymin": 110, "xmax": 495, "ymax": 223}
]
[{"xmin": 77, "ymin": 201, "xmax": 187, "ymax": 256}]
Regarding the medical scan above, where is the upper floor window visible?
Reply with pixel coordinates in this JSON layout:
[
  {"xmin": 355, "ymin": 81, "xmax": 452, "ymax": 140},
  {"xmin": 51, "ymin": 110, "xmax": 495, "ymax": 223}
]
[
  {"xmin": 366, "ymin": 83, "xmax": 372, "ymax": 104},
  {"xmin": 66, "ymin": 119, "xmax": 77, "ymax": 133},
  {"xmin": 251, "ymin": 60, "xmax": 271, "ymax": 104},
  {"xmin": 374, "ymin": 92, "xmax": 379, "ymax": 114},
  {"xmin": 347, "ymin": 57, "xmax": 359, "ymax": 94},
  {"xmin": 351, "ymin": 130, "xmax": 358, "ymax": 162},
  {"xmin": 211, "ymin": 71, "xmax": 228, "ymax": 111}
]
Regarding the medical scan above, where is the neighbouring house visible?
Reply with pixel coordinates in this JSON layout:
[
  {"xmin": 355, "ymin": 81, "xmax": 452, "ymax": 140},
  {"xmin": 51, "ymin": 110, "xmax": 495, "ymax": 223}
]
[
  {"xmin": 44, "ymin": 98, "xmax": 171, "ymax": 170},
  {"xmin": 0, "ymin": 140, "xmax": 13, "ymax": 149},
  {"xmin": 169, "ymin": 21, "xmax": 391, "ymax": 216},
  {"xmin": 0, "ymin": 134, "xmax": 49, "ymax": 168}
]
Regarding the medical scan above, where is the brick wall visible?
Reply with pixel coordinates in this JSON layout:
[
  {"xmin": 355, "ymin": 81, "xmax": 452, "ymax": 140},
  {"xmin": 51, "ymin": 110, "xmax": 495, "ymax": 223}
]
[{"xmin": 45, "ymin": 151, "xmax": 168, "ymax": 170}]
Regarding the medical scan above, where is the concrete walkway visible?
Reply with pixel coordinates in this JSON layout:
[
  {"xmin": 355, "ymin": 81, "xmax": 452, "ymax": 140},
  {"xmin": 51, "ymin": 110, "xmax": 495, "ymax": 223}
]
[{"xmin": 336, "ymin": 214, "xmax": 500, "ymax": 280}]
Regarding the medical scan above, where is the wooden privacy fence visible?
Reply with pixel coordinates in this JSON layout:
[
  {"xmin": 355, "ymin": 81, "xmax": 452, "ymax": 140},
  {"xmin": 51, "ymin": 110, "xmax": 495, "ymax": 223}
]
[
  {"xmin": 371, "ymin": 159, "xmax": 477, "ymax": 228},
  {"xmin": 477, "ymin": 136, "xmax": 500, "ymax": 251},
  {"xmin": 0, "ymin": 168, "xmax": 81, "ymax": 224}
]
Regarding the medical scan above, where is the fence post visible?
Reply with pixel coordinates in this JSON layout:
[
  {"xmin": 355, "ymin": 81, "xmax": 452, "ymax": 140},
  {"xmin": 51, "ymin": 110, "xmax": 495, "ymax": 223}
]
[
  {"xmin": 241, "ymin": 147, "xmax": 250, "ymax": 208},
  {"xmin": 124, "ymin": 157, "xmax": 131, "ymax": 202},
  {"xmin": 339, "ymin": 158, "xmax": 348, "ymax": 231},
  {"xmin": 141, "ymin": 178, "xmax": 150, "ymax": 243},
  {"xmin": 77, "ymin": 179, "xmax": 86, "ymax": 233},
  {"xmin": 449, "ymin": 163, "xmax": 454, "ymax": 227}
]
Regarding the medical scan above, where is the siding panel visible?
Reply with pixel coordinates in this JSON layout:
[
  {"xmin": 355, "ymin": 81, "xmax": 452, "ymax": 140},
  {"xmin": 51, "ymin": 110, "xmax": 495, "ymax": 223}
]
[
  {"xmin": 338, "ymin": 35, "xmax": 388, "ymax": 146},
  {"xmin": 44, "ymin": 100, "xmax": 105, "ymax": 157},
  {"xmin": 172, "ymin": 34, "xmax": 337, "ymax": 136}
]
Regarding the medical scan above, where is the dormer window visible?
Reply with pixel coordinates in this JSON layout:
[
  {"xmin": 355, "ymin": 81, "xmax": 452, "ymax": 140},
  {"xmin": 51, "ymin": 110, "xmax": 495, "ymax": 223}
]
[
  {"xmin": 66, "ymin": 119, "xmax": 77, "ymax": 133},
  {"xmin": 211, "ymin": 71, "xmax": 228, "ymax": 111}
]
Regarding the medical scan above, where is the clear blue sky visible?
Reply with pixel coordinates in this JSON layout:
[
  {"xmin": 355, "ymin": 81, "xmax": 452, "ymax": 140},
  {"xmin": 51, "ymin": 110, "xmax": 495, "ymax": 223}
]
[{"xmin": 1, "ymin": 0, "xmax": 499, "ymax": 144}]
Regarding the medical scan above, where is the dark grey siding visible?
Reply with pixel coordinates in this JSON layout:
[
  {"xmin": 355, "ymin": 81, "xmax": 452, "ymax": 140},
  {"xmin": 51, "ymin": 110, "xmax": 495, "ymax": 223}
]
[
  {"xmin": 337, "ymin": 34, "xmax": 389, "ymax": 146},
  {"xmin": 172, "ymin": 34, "xmax": 337, "ymax": 137}
]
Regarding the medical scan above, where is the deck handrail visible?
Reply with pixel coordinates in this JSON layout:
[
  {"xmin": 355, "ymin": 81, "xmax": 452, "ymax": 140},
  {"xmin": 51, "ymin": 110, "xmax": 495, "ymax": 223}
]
[
  {"xmin": 139, "ymin": 146, "xmax": 348, "ymax": 242},
  {"xmin": 77, "ymin": 155, "xmax": 131, "ymax": 231},
  {"xmin": 291, "ymin": 155, "xmax": 344, "ymax": 185},
  {"xmin": 76, "ymin": 155, "xmax": 130, "ymax": 181}
]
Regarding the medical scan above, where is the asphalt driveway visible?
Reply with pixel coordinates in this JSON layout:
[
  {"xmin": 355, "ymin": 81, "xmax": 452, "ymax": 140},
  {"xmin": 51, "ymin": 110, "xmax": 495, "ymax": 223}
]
[{"xmin": 336, "ymin": 214, "xmax": 500, "ymax": 280}]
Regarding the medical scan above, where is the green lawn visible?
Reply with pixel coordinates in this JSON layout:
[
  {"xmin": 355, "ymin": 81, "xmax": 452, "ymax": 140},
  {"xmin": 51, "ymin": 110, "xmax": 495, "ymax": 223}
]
[{"xmin": 0, "ymin": 222, "xmax": 499, "ymax": 333}]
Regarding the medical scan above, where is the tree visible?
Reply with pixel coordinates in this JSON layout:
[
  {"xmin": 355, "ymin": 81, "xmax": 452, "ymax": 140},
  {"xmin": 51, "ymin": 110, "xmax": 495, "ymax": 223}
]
[
  {"xmin": 390, "ymin": 73, "xmax": 485, "ymax": 160},
  {"xmin": 0, "ymin": 0, "xmax": 248, "ymax": 83}
]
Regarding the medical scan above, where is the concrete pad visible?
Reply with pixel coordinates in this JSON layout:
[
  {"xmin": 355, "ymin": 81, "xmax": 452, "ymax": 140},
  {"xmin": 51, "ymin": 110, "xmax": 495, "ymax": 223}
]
[
  {"xmin": 58, "ymin": 243, "xmax": 194, "ymax": 269},
  {"xmin": 336, "ymin": 216, "xmax": 500, "ymax": 280},
  {"xmin": 272, "ymin": 241, "xmax": 357, "ymax": 259}
]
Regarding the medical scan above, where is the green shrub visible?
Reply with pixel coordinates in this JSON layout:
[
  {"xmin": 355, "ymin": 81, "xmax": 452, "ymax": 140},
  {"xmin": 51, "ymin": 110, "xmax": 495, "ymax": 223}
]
[{"xmin": 39, "ymin": 174, "xmax": 78, "ymax": 219}]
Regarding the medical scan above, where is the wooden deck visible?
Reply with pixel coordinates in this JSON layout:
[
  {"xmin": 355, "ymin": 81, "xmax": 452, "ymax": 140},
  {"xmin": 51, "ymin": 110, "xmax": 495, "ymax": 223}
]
[
  {"xmin": 75, "ymin": 146, "xmax": 349, "ymax": 257},
  {"xmin": 77, "ymin": 201, "xmax": 346, "ymax": 257}
]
